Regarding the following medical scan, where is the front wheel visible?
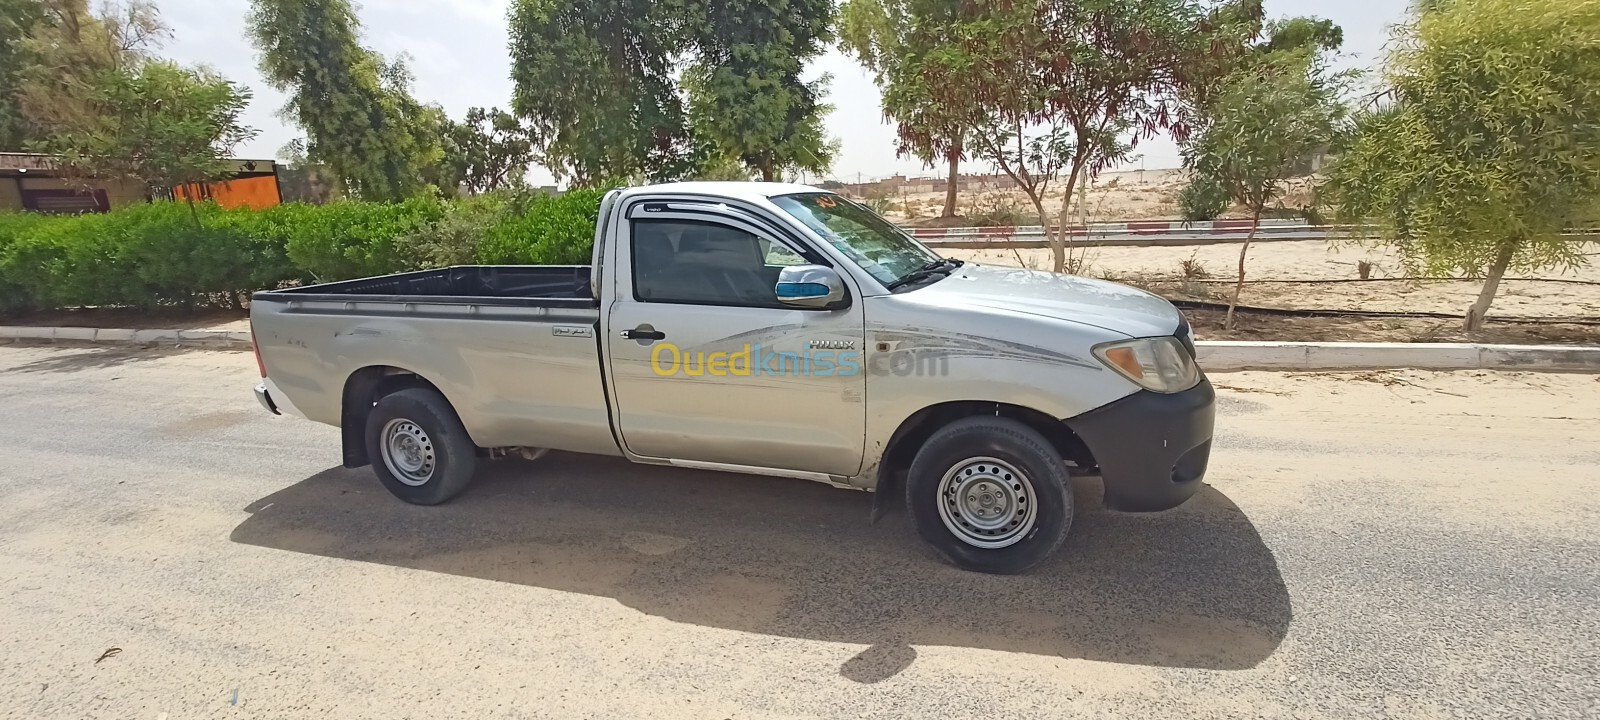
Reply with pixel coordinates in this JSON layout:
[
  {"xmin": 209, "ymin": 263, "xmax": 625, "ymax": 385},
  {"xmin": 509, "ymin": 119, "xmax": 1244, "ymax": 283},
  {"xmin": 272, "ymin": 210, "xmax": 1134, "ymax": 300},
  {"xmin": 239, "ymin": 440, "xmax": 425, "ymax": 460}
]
[
  {"xmin": 906, "ymin": 417, "xmax": 1073, "ymax": 574},
  {"xmin": 365, "ymin": 387, "xmax": 478, "ymax": 505}
]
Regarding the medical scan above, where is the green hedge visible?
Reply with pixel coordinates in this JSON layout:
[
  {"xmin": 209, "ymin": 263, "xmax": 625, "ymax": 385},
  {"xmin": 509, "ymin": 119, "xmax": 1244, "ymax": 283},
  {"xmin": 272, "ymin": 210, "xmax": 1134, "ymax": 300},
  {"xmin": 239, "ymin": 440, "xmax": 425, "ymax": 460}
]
[{"xmin": 0, "ymin": 188, "xmax": 607, "ymax": 314}]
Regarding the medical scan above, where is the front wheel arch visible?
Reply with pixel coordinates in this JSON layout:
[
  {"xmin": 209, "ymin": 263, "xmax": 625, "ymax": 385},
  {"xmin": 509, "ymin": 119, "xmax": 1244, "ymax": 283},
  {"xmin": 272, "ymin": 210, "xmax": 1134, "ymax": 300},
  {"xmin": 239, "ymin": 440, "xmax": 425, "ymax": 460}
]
[{"xmin": 872, "ymin": 401, "xmax": 1096, "ymax": 521}]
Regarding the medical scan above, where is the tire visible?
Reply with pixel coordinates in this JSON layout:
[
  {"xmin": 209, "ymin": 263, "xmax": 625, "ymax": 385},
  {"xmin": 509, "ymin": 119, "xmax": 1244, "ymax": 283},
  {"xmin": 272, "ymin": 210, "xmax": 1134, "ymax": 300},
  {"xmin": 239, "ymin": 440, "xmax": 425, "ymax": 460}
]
[
  {"xmin": 365, "ymin": 387, "xmax": 479, "ymax": 505},
  {"xmin": 906, "ymin": 416, "xmax": 1073, "ymax": 574}
]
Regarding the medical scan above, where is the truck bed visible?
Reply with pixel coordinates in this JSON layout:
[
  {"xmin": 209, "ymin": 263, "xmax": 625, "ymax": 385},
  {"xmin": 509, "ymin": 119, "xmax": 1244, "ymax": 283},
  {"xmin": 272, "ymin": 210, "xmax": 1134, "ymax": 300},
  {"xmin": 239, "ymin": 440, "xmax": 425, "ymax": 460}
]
[{"xmin": 255, "ymin": 266, "xmax": 596, "ymax": 309}]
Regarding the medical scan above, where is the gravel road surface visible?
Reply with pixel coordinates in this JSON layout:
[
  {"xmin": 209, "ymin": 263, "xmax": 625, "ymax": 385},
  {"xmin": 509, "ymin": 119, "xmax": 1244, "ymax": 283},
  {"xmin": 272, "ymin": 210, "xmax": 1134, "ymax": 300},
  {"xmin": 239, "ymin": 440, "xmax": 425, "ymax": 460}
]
[{"xmin": 0, "ymin": 344, "xmax": 1596, "ymax": 719}]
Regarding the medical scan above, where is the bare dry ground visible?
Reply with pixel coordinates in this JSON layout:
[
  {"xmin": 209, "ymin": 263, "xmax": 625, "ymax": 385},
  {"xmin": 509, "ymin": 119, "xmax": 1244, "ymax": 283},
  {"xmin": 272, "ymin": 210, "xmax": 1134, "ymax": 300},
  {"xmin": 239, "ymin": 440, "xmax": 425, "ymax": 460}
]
[
  {"xmin": 875, "ymin": 167, "xmax": 1309, "ymax": 224},
  {"xmin": 949, "ymin": 240, "xmax": 1600, "ymax": 343}
]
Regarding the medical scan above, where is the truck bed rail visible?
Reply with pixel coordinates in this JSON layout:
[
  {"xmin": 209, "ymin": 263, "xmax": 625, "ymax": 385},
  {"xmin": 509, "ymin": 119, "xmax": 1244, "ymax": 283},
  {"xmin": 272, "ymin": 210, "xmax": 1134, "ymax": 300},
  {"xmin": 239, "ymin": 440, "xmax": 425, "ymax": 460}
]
[{"xmin": 253, "ymin": 266, "xmax": 597, "ymax": 309}]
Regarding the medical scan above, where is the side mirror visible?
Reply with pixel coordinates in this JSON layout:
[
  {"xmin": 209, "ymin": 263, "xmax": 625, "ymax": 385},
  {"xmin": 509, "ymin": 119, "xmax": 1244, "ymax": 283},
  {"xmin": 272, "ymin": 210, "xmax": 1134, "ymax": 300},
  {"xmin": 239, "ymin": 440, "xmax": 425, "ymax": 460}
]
[{"xmin": 775, "ymin": 264, "xmax": 848, "ymax": 309}]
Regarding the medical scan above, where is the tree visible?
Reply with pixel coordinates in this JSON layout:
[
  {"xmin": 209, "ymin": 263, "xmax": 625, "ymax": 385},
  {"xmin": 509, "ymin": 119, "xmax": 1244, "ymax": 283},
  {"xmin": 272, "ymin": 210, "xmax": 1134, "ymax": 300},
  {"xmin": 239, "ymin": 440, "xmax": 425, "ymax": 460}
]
[
  {"xmin": 685, "ymin": 0, "xmax": 837, "ymax": 182},
  {"xmin": 910, "ymin": 0, "xmax": 1258, "ymax": 273},
  {"xmin": 1324, "ymin": 0, "xmax": 1600, "ymax": 331},
  {"xmin": 32, "ymin": 61, "xmax": 256, "ymax": 221},
  {"xmin": 839, "ymin": 0, "xmax": 967, "ymax": 217},
  {"xmin": 508, "ymin": 0, "xmax": 838, "ymax": 185},
  {"xmin": 1184, "ymin": 48, "xmax": 1348, "ymax": 328},
  {"xmin": 439, "ymin": 107, "xmax": 536, "ymax": 195},
  {"xmin": 507, "ymin": 0, "xmax": 695, "ymax": 184},
  {"xmin": 0, "ymin": 0, "xmax": 48, "ymax": 149},
  {"xmin": 11, "ymin": 0, "xmax": 168, "ymax": 148},
  {"xmin": 249, "ymin": 0, "xmax": 444, "ymax": 201}
]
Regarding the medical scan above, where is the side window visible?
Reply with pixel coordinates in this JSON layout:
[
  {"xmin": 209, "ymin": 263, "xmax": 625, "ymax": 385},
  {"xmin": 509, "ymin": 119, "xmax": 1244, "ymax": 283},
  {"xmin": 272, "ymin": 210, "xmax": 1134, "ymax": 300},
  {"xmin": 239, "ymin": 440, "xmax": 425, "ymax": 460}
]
[{"xmin": 632, "ymin": 219, "xmax": 803, "ymax": 307}]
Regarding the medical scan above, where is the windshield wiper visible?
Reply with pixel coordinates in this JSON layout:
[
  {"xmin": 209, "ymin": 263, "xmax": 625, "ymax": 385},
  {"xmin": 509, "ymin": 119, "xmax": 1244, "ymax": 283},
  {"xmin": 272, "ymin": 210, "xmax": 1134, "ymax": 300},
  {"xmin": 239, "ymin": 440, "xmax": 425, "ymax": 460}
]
[{"xmin": 886, "ymin": 258, "xmax": 963, "ymax": 290}]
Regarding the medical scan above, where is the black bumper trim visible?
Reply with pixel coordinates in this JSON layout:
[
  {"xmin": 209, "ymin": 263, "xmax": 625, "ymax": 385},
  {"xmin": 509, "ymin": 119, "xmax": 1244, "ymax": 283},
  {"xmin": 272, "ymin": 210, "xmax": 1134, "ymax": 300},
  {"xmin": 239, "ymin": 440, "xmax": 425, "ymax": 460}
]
[{"xmin": 1063, "ymin": 378, "xmax": 1216, "ymax": 512}]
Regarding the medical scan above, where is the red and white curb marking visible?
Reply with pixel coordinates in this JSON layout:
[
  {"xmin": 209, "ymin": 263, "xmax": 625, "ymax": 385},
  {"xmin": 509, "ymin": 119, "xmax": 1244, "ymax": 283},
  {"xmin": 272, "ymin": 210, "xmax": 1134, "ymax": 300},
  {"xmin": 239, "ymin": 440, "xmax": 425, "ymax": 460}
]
[{"xmin": 905, "ymin": 218, "xmax": 1310, "ymax": 239}]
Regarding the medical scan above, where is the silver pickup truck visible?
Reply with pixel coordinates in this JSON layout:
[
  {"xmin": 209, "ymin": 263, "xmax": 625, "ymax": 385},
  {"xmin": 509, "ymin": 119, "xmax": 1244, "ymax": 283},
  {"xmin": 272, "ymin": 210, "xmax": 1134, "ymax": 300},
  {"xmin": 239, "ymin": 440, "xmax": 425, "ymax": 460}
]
[{"xmin": 251, "ymin": 182, "xmax": 1214, "ymax": 574}]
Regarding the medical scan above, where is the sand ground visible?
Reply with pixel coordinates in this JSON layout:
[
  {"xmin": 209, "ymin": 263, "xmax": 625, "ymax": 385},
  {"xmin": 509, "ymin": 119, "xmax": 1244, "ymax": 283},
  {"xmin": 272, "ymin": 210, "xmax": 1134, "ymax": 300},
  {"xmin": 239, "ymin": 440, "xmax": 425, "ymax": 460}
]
[{"xmin": 950, "ymin": 240, "xmax": 1600, "ymax": 318}]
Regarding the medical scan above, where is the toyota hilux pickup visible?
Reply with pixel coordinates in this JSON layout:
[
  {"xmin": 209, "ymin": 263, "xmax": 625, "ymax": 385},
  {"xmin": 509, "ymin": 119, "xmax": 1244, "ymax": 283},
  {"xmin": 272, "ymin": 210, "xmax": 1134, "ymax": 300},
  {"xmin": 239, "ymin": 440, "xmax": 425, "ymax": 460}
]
[{"xmin": 251, "ymin": 182, "xmax": 1215, "ymax": 574}]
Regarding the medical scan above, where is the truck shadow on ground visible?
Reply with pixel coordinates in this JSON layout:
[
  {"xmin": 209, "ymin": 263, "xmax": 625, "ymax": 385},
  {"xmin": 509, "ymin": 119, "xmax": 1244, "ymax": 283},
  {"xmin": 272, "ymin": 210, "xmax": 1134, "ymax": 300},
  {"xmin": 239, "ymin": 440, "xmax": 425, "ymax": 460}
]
[{"xmin": 231, "ymin": 453, "xmax": 1290, "ymax": 682}]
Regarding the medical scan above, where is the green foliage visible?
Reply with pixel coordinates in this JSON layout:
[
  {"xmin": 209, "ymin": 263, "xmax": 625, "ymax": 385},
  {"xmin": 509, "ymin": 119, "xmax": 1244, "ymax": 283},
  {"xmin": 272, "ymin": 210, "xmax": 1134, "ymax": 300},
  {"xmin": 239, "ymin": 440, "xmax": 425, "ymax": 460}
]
[
  {"xmin": 0, "ymin": 202, "xmax": 267, "ymax": 310},
  {"xmin": 1178, "ymin": 174, "xmax": 1232, "ymax": 221},
  {"xmin": 249, "ymin": 0, "xmax": 445, "ymax": 201},
  {"xmin": 31, "ymin": 60, "xmax": 256, "ymax": 193},
  {"xmin": 1324, "ymin": 0, "xmax": 1600, "ymax": 326},
  {"xmin": 0, "ymin": 0, "xmax": 47, "ymax": 149},
  {"xmin": 839, "ymin": 0, "xmax": 966, "ymax": 168},
  {"xmin": 478, "ymin": 188, "xmax": 608, "ymax": 265},
  {"xmin": 903, "ymin": 0, "xmax": 1254, "ymax": 272},
  {"xmin": 1263, "ymin": 17, "xmax": 1343, "ymax": 54},
  {"xmin": 440, "ymin": 108, "xmax": 536, "ymax": 195},
  {"xmin": 1184, "ymin": 49, "xmax": 1347, "ymax": 217},
  {"xmin": 0, "ymin": 191, "xmax": 611, "ymax": 313},
  {"xmin": 507, "ymin": 0, "xmax": 694, "ymax": 184},
  {"xmin": 10, "ymin": 0, "xmax": 170, "ymax": 150},
  {"xmin": 508, "ymin": 0, "xmax": 837, "ymax": 184},
  {"xmin": 279, "ymin": 196, "xmax": 447, "ymax": 281},
  {"xmin": 684, "ymin": 0, "xmax": 837, "ymax": 181}
]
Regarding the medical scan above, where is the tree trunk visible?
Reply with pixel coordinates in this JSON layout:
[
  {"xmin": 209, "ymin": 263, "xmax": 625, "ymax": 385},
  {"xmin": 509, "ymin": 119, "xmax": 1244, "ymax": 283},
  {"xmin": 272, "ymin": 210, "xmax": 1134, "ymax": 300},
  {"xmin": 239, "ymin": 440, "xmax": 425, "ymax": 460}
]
[
  {"xmin": 759, "ymin": 161, "xmax": 776, "ymax": 183},
  {"xmin": 941, "ymin": 145, "xmax": 960, "ymax": 218},
  {"xmin": 1464, "ymin": 242, "xmax": 1516, "ymax": 332},
  {"xmin": 184, "ymin": 194, "xmax": 202, "ymax": 229},
  {"xmin": 1028, "ymin": 194, "xmax": 1062, "ymax": 273},
  {"xmin": 1053, "ymin": 160, "xmax": 1087, "ymax": 274},
  {"xmin": 1225, "ymin": 208, "xmax": 1264, "ymax": 330}
]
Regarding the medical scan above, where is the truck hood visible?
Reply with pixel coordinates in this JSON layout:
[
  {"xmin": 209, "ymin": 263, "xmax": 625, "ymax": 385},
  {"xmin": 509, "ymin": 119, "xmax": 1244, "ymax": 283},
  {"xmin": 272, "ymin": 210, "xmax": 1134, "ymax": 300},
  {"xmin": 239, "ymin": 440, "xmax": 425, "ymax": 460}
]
[{"xmin": 912, "ymin": 262, "xmax": 1183, "ymax": 338}]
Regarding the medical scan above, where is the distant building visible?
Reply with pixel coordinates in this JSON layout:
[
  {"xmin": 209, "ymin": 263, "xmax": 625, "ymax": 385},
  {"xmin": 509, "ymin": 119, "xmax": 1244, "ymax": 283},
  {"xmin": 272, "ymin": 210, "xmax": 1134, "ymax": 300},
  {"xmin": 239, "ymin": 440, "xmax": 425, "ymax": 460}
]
[{"xmin": 0, "ymin": 153, "xmax": 282, "ymax": 214}]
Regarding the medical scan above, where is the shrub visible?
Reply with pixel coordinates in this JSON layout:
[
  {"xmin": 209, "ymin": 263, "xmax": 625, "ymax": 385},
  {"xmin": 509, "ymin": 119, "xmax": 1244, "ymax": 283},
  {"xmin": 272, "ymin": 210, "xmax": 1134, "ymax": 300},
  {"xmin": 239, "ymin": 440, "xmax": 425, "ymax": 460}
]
[
  {"xmin": 0, "ymin": 188, "xmax": 611, "ymax": 314},
  {"xmin": 283, "ymin": 196, "xmax": 448, "ymax": 281},
  {"xmin": 1179, "ymin": 174, "xmax": 1231, "ymax": 222},
  {"xmin": 0, "ymin": 213, "xmax": 58, "ymax": 312},
  {"xmin": 394, "ymin": 192, "xmax": 510, "ymax": 269},
  {"xmin": 968, "ymin": 194, "xmax": 1026, "ymax": 226},
  {"xmin": 479, "ymin": 188, "xmax": 607, "ymax": 265}
]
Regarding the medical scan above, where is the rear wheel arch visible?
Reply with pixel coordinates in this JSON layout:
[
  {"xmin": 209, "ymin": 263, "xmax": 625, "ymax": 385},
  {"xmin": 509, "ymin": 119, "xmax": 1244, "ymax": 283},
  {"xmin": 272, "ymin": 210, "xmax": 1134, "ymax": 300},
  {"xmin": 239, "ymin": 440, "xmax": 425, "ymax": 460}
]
[{"xmin": 340, "ymin": 365, "xmax": 451, "ymax": 468}]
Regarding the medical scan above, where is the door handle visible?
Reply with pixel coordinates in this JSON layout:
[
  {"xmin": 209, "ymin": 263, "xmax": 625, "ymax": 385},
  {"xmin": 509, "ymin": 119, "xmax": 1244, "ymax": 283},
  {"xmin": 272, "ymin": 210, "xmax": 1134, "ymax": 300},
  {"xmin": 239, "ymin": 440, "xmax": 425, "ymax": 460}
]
[{"xmin": 620, "ymin": 327, "xmax": 667, "ymax": 341}]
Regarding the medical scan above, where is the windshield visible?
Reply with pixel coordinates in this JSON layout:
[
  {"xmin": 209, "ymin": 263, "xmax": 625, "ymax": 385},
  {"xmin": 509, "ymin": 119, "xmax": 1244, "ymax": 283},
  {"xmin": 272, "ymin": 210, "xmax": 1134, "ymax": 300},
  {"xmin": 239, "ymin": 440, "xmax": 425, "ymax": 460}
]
[{"xmin": 771, "ymin": 193, "xmax": 941, "ymax": 287}]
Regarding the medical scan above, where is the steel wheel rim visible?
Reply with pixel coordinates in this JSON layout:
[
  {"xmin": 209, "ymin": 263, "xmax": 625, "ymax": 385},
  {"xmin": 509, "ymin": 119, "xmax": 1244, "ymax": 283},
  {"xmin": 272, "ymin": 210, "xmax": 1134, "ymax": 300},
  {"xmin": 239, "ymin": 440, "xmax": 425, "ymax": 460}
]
[
  {"xmin": 381, "ymin": 418, "xmax": 436, "ymax": 487},
  {"xmin": 936, "ymin": 456, "xmax": 1037, "ymax": 549}
]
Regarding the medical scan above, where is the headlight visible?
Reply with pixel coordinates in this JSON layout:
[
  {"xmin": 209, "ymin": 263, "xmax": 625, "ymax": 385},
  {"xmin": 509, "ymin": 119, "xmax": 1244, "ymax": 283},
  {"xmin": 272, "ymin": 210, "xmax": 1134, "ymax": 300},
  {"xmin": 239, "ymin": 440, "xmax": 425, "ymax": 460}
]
[{"xmin": 1093, "ymin": 336, "xmax": 1201, "ymax": 393}]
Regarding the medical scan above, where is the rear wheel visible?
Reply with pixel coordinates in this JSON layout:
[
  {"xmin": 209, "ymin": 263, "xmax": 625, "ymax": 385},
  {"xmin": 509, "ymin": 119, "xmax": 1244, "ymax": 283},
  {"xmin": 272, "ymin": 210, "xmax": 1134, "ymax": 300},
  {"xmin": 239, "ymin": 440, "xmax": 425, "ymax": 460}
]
[
  {"xmin": 365, "ymin": 388, "xmax": 478, "ymax": 505},
  {"xmin": 906, "ymin": 417, "xmax": 1073, "ymax": 574}
]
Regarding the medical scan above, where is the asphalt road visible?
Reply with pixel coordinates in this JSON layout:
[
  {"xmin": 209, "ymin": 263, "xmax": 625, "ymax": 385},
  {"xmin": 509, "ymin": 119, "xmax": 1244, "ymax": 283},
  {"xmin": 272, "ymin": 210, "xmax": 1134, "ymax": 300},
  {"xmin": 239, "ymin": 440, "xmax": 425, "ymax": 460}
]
[{"xmin": 0, "ymin": 344, "xmax": 1596, "ymax": 719}]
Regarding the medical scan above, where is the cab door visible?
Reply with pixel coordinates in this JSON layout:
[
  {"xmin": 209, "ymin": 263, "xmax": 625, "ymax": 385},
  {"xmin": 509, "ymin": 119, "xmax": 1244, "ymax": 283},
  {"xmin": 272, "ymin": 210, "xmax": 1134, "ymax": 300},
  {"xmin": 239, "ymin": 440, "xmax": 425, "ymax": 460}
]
[{"xmin": 602, "ymin": 202, "xmax": 867, "ymax": 478}]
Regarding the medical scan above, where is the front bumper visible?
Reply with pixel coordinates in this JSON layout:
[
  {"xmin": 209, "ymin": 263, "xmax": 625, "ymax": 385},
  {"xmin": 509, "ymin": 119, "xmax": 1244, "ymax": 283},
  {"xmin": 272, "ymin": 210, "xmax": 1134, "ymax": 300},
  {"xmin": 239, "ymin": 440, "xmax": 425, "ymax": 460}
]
[
  {"xmin": 1064, "ymin": 378, "xmax": 1216, "ymax": 512},
  {"xmin": 254, "ymin": 382, "xmax": 280, "ymax": 415}
]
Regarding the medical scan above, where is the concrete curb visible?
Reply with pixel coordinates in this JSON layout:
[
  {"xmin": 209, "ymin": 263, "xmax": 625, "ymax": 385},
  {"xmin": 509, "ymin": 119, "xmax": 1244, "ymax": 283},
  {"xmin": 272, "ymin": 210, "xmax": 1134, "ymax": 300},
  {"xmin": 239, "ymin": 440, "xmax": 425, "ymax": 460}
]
[
  {"xmin": 3, "ymin": 326, "xmax": 1597, "ymax": 372},
  {"xmin": 0, "ymin": 325, "xmax": 250, "ymax": 348},
  {"xmin": 1196, "ymin": 341, "xmax": 1600, "ymax": 373}
]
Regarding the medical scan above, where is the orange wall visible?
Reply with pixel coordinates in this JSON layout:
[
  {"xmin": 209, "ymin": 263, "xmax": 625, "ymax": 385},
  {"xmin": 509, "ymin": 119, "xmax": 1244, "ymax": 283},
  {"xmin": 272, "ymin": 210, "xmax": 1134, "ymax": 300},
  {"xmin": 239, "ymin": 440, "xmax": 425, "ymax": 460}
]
[{"xmin": 173, "ymin": 175, "xmax": 281, "ymax": 210}]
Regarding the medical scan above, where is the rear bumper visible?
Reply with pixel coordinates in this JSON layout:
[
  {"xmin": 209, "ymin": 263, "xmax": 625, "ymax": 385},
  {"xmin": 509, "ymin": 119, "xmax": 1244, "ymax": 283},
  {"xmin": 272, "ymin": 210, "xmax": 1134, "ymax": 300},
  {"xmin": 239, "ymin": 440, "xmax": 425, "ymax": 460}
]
[
  {"xmin": 254, "ymin": 382, "xmax": 280, "ymax": 415},
  {"xmin": 1064, "ymin": 378, "xmax": 1216, "ymax": 512}
]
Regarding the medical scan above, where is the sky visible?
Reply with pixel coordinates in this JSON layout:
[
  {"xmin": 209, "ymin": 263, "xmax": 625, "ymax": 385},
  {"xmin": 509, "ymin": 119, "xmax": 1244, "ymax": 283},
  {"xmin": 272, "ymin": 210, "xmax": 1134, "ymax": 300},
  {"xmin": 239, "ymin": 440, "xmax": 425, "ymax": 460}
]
[{"xmin": 156, "ymin": 0, "xmax": 1408, "ymax": 186}]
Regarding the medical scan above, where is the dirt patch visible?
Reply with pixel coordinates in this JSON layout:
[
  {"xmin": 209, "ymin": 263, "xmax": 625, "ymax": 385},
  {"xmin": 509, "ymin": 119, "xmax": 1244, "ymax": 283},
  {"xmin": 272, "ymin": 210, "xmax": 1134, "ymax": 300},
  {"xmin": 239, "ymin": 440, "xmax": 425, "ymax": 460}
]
[{"xmin": 950, "ymin": 239, "xmax": 1600, "ymax": 345}]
